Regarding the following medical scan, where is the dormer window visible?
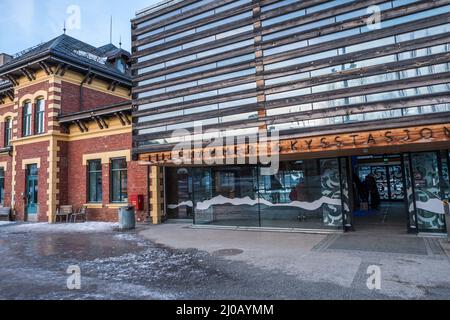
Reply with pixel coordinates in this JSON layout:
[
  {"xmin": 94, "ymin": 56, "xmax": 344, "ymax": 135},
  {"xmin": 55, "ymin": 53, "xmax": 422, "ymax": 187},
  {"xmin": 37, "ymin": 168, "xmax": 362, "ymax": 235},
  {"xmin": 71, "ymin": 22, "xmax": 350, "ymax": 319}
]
[{"xmin": 115, "ymin": 58, "xmax": 127, "ymax": 73}]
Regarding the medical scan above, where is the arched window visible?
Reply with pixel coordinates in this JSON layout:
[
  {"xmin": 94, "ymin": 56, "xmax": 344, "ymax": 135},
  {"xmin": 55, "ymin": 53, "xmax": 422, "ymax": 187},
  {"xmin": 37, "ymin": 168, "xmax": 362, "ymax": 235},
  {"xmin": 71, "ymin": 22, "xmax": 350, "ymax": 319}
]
[
  {"xmin": 35, "ymin": 98, "xmax": 45, "ymax": 134},
  {"xmin": 4, "ymin": 117, "xmax": 12, "ymax": 146},
  {"xmin": 23, "ymin": 101, "xmax": 32, "ymax": 136}
]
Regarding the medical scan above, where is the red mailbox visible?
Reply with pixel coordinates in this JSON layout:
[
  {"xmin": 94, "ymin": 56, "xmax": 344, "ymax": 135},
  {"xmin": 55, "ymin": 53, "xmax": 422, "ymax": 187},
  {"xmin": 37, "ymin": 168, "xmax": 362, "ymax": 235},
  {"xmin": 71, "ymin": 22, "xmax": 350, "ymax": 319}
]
[{"xmin": 130, "ymin": 195, "xmax": 144, "ymax": 211}]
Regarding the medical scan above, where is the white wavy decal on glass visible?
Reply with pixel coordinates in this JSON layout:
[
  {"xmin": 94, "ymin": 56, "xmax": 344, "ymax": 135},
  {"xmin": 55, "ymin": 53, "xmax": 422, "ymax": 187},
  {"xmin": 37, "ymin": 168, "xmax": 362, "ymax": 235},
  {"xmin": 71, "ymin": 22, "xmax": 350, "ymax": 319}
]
[
  {"xmin": 168, "ymin": 201, "xmax": 193, "ymax": 209},
  {"xmin": 415, "ymin": 199, "xmax": 446, "ymax": 215},
  {"xmin": 195, "ymin": 195, "xmax": 341, "ymax": 211}
]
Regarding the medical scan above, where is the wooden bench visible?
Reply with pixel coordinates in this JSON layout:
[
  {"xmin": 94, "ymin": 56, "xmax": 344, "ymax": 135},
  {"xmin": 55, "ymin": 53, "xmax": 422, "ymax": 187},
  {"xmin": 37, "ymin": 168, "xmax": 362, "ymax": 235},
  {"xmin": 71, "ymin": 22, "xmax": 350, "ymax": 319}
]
[
  {"xmin": 72, "ymin": 206, "xmax": 88, "ymax": 223},
  {"xmin": 56, "ymin": 205, "xmax": 73, "ymax": 223},
  {"xmin": 0, "ymin": 207, "xmax": 11, "ymax": 221}
]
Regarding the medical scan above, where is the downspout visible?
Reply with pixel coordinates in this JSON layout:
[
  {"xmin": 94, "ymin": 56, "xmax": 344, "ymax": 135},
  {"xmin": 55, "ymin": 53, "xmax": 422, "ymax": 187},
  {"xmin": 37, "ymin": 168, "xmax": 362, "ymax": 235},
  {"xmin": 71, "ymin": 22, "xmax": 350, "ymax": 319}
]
[
  {"xmin": 79, "ymin": 67, "xmax": 91, "ymax": 111},
  {"xmin": 146, "ymin": 156, "xmax": 151, "ymax": 223}
]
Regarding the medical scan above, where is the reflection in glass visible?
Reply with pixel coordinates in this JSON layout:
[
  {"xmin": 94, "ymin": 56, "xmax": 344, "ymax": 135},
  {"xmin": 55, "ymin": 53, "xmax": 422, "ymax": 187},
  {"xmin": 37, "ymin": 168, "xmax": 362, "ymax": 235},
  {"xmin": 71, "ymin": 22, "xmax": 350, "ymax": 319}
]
[{"xmin": 411, "ymin": 152, "xmax": 446, "ymax": 232}]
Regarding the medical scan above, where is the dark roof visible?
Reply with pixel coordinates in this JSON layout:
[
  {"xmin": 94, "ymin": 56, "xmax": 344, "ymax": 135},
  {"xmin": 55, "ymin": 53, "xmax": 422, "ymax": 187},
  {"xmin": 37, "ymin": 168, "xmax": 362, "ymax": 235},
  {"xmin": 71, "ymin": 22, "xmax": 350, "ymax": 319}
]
[
  {"xmin": 58, "ymin": 101, "xmax": 132, "ymax": 123},
  {"xmin": 0, "ymin": 34, "xmax": 131, "ymax": 83},
  {"xmin": 0, "ymin": 79, "xmax": 11, "ymax": 92}
]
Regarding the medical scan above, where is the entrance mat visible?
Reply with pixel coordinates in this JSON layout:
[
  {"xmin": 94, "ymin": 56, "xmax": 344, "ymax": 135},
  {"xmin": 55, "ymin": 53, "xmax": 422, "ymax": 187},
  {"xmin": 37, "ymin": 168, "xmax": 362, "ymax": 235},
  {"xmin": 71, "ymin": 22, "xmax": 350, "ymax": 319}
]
[{"xmin": 326, "ymin": 234, "xmax": 428, "ymax": 255}]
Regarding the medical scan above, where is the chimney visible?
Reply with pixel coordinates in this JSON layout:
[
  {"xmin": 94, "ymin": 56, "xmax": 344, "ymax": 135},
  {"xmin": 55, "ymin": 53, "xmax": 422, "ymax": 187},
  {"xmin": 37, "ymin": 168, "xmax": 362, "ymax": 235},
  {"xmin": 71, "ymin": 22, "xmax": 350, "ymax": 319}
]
[{"xmin": 0, "ymin": 53, "xmax": 12, "ymax": 67}]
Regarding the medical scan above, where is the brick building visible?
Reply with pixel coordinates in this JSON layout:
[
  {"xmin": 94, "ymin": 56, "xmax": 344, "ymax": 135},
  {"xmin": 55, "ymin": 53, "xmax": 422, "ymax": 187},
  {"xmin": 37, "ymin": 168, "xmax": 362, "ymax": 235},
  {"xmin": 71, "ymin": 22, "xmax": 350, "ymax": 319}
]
[{"xmin": 0, "ymin": 35, "xmax": 149, "ymax": 223}]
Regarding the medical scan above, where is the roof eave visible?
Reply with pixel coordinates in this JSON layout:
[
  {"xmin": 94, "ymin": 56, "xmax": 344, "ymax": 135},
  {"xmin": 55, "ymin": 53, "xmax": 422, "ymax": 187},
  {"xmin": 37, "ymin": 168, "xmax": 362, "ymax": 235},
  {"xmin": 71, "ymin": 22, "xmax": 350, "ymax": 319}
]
[
  {"xmin": 58, "ymin": 102, "xmax": 132, "ymax": 124},
  {"xmin": 49, "ymin": 53, "xmax": 132, "ymax": 86},
  {"xmin": 0, "ymin": 50, "xmax": 132, "ymax": 87}
]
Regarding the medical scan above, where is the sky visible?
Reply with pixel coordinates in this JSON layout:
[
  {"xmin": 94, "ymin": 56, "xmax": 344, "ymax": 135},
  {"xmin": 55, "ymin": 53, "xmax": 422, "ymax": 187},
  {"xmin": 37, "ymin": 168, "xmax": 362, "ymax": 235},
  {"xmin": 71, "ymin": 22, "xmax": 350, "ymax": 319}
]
[{"xmin": 0, "ymin": 0, "xmax": 161, "ymax": 55}]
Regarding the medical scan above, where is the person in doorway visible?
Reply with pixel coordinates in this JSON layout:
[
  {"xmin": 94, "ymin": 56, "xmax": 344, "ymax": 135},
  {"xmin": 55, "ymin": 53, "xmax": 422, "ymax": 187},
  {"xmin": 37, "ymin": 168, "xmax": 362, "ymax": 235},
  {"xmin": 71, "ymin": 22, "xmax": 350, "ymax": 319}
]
[
  {"xmin": 289, "ymin": 187, "xmax": 298, "ymax": 202},
  {"xmin": 365, "ymin": 174, "xmax": 380, "ymax": 211}
]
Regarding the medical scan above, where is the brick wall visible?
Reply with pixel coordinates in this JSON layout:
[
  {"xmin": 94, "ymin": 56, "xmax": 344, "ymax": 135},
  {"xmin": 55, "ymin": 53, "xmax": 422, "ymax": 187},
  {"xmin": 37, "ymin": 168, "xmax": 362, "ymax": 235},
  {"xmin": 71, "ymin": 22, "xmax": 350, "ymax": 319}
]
[
  {"xmin": 16, "ymin": 81, "xmax": 51, "ymax": 137},
  {"xmin": 0, "ymin": 104, "xmax": 15, "ymax": 148},
  {"xmin": 0, "ymin": 155, "xmax": 13, "ymax": 208},
  {"xmin": 60, "ymin": 81, "xmax": 128, "ymax": 114},
  {"xmin": 57, "ymin": 140, "xmax": 69, "ymax": 207},
  {"xmin": 14, "ymin": 141, "xmax": 49, "ymax": 222},
  {"xmin": 66, "ymin": 132, "xmax": 148, "ymax": 222},
  {"xmin": 1, "ymin": 72, "xmax": 138, "ymax": 223}
]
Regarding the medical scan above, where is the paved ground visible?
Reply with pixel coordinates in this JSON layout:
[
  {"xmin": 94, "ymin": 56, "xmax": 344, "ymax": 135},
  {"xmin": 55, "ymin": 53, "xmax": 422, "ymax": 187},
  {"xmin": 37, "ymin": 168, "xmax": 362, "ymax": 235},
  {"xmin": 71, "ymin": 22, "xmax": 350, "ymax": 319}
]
[{"xmin": 0, "ymin": 222, "xmax": 450, "ymax": 300}]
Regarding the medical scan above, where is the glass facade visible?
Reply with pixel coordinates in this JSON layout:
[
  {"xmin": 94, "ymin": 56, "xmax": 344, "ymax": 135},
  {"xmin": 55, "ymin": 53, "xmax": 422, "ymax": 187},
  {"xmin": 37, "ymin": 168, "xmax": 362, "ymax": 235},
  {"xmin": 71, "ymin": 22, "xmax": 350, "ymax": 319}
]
[
  {"xmin": 133, "ymin": 0, "xmax": 450, "ymax": 150},
  {"xmin": 166, "ymin": 159, "xmax": 346, "ymax": 230},
  {"xmin": 133, "ymin": 1, "xmax": 450, "ymax": 234},
  {"xmin": 164, "ymin": 152, "xmax": 449, "ymax": 233},
  {"xmin": 410, "ymin": 152, "xmax": 447, "ymax": 233}
]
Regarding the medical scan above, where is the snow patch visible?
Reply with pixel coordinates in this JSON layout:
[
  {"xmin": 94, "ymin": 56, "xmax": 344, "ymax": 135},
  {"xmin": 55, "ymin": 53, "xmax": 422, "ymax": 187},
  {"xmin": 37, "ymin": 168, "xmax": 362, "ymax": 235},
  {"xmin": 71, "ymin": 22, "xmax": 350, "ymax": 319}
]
[
  {"xmin": 113, "ymin": 233, "xmax": 139, "ymax": 241},
  {"xmin": 10, "ymin": 222, "xmax": 119, "ymax": 233},
  {"xmin": 0, "ymin": 221, "xmax": 13, "ymax": 226}
]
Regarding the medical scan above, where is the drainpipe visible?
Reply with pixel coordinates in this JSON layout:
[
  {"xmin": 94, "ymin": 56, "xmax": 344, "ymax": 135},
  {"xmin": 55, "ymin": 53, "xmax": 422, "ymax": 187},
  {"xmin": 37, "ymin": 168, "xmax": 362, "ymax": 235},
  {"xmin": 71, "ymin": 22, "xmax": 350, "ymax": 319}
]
[
  {"xmin": 79, "ymin": 67, "xmax": 91, "ymax": 111},
  {"xmin": 146, "ymin": 157, "xmax": 151, "ymax": 223}
]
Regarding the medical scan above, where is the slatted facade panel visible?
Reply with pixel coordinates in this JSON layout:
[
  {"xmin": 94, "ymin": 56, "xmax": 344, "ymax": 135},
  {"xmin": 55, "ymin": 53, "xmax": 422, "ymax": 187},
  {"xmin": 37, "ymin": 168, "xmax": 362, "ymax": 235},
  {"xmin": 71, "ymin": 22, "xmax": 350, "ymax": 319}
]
[{"xmin": 132, "ymin": 0, "xmax": 450, "ymax": 154}]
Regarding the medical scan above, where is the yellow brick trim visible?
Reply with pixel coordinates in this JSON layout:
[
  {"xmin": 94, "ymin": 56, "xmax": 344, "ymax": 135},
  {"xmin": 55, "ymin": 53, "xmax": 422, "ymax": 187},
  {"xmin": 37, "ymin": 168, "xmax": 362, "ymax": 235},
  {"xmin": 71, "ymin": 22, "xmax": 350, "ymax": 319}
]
[
  {"xmin": 22, "ymin": 158, "xmax": 41, "ymax": 170},
  {"xmin": 106, "ymin": 203, "xmax": 128, "ymax": 209},
  {"xmin": 19, "ymin": 90, "xmax": 48, "ymax": 105},
  {"xmin": 15, "ymin": 71, "xmax": 53, "ymax": 89},
  {"xmin": 0, "ymin": 162, "xmax": 7, "ymax": 171},
  {"xmin": 11, "ymin": 148, "xmax": 17, "ymax": 208},
  {"xmin": 85, "ymin": 203, "xmax": 103, "ymax": 209},
  {"xmin": 57, "ymin": 71, "xmax": 130, "ymax": 99},
  {"xmin": 49, "ymin": 86, "xmax": 62, "ymax": 93},
  {"xmin": 47, "ymin": 136, "xmax": 59, "ymax": 223},
  {"xmin": 48, "ymin": 103, "xmax": 61, "ymax": 109},
  {"xmin": 150, "ymin": 166, "xmax": 163, "ymax": 225},
  {"xmin": 0, "ymin": 102, "xmax": 14, "ymax": 109},
  {"xmin": 82, "ymin": 149, "xmax": 131, "ymax": 165},
  {"xmin": 12, "ymin": 135, "xmax": 51, "ymax": 146},
  {"xmin": 68, "ymin": 127, "xmax": 131, "ymax": 141},
  {"xmin": 0, "ymin": 112, "xmax": 16, "ymax": 122},
  {"xmin": 49, "ymin": 78, "xmax": 62, "ymax": 85},
  {"xmin": 48, "ymin": 95, "xmax": 61, "ymax": 101}
]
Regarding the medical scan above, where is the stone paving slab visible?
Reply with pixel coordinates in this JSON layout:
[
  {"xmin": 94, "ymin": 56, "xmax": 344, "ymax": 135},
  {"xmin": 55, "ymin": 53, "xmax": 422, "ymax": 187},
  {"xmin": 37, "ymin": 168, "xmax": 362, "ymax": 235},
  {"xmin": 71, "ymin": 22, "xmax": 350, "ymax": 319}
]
[
  {"xmin": 326, "ymin": 234, "xmax": 428, "ymax": 255},
  {"xmin": 139, "ymin": 224, "xmax": 450, "ymax": 299}
]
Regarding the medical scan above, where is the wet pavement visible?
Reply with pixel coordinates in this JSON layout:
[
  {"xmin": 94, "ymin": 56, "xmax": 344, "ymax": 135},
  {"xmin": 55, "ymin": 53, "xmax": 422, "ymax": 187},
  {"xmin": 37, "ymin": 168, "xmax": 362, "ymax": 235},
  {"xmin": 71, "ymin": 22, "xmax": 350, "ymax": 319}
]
[{"xmin": 0, "ymin": 223, "xmax": 449, "ymax": 300}]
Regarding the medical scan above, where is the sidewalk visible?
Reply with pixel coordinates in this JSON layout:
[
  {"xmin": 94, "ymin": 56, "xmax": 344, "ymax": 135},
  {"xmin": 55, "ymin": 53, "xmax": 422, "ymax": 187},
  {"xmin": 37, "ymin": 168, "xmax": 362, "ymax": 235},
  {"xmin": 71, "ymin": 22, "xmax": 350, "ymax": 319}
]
[{"xmin": 139, "ymin": 224, "xmax": 450, "ymax": 299}]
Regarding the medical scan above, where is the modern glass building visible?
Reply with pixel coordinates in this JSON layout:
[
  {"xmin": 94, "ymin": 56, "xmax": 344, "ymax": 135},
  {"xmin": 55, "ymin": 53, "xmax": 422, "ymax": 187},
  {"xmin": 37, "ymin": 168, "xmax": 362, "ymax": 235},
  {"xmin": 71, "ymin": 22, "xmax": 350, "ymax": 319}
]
[{"xmin": 132, "ymin": 0, "xmax": 450, "ymax": 234}]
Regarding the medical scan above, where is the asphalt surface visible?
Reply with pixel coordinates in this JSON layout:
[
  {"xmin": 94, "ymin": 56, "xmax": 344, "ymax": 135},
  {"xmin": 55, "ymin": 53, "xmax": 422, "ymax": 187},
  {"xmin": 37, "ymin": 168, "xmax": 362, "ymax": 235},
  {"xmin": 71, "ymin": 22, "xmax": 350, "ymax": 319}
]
[{"xmin": 0, "ymin": 222, "xmax": 449, "ymax": 300}]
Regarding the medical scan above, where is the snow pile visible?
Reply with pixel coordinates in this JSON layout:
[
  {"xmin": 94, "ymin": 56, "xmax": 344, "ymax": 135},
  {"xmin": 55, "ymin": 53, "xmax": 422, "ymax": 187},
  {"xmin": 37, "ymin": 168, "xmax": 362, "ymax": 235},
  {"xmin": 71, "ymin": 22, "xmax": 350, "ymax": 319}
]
[
  {"xmin": 10, "ymin": 222, "xmax": 119, "ymax": 233},
  {"xmin": 0, "ymin": 221, "xmax": 14, "ymax": 226}
]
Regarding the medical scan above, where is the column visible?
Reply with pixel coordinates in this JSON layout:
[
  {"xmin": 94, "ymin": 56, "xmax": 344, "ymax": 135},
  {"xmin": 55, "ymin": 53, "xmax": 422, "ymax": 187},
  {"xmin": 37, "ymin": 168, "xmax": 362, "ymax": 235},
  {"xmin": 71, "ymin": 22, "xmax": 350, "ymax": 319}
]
[{"xmin": 150, "ymin": 165, "xmax": 164, "ymax": 224}]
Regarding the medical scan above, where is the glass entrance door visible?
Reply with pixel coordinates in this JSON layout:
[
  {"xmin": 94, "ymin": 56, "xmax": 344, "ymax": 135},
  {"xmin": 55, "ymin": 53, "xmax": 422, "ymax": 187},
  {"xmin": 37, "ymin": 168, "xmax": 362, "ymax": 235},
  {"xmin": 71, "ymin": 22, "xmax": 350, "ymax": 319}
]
[
  {"xmin": 410, "ymin": 152, "xmax": 446, "ymax": 233},
  {"xmin": 358, "ymin": 165, "xmax": 404, "ymax": 201},
  {"xmin": 26, "ymin": 164, "xmax": 38, "ymax": 216}
]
